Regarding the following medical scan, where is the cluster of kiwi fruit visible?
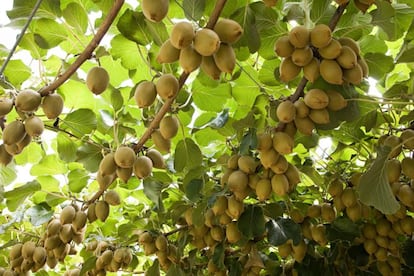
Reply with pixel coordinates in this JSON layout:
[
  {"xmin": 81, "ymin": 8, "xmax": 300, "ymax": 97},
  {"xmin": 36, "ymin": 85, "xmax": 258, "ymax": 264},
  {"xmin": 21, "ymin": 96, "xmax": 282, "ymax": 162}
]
[
  {"xmin": 83, "ymin": 240, "xmax": 133, "ymax": 275},
  {"xmin": 275, "ymin": 24, "xmax": 368, "ymax": 85},
  {"xmin": 156, "ymin": 18, "xmax": 243, "ymax": 79},
  {"xmin": 0, "ymin": 90, "xmax": 64, "ymax": 166},
  {"xmin": 138, "ymin": 231, "xmax": 179, "ymax": 272},
  {"xmin": 87, "ymin": 190, "xmax": 121, "ymax": 224},
  {"xmin": 276, "ymin": 88, "xmax": 347, "ymax": 135},
  {"xmin": 86, "ymin": 66, "xmax": 110, "ymax": 95}
]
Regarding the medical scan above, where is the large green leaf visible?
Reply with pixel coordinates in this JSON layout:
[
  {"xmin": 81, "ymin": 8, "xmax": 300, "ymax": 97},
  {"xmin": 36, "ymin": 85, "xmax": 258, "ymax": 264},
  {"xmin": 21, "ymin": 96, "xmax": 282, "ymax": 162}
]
[
  {"xmin": 357, "ymin": 146, "xmax": 399, "ymax": 214},
  {"xmin": 4, "ymin": 181, "xmax": 41, "ymax": 211},
  {"xmin": 183, "ymin": 0, "xmax": 206, "ymax": 20},
  {"xmin": 143, "ymin": 177, "xmax": 164, "ymax": 211},
  {"xmin": 76, "ymin": 143, "xmax": 103, "ymax": 173},
  {"xmin": 174, "ymin": 138, "xmax": 203, "ymax": 172},
  {"xmin": 32, "ymin": 18, "xmax": 67, "ymax": 49},
  {"xmin": 57, "ymin": 132, "xmax": 78, "ymax": 162},
  {"xmin": 110, "ymin": 34, "xmax": 141, "ymax": 70},
  {"xmin": 3, "ymin": 60, "xmax": 31, "ymax": 86},
  {"xmin": 61, "ymin": 108, "xmax": 97, "ymax": 136},
  {"xmin": 68, "ymin": 169, "xmax": 89, "ymax": 193},
  {"xmin": 117, "ymin": 9, "xmax": 152, "ymax": 45},
  {"xmin": 238, "ymin": 205, "xmax": 266, "ymax": 239},
  {"xmin": 62, "ymin": 2, "xmax": 88, "ymax": 33},
  {"xmin": 26, "ymin": 205, "xmax": 54, "ymax": 226},
  {"xmin": 30, "ymin": 155, "xmax": 68, "ymax": 176},
  {"xmin": 192, "ymin": 81, "xmax": 231, "ymax": 112},
  {"xmin": 364, "ymin": 53, "xmax": 394, "ymax": 80}
]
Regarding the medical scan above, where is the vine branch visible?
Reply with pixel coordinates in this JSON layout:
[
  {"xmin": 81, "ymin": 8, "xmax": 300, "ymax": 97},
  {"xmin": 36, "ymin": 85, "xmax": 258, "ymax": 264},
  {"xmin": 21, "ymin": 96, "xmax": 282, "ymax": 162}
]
[{"xmin": 39, "ymin": 0, "xmax": 125, "ymax": 96}]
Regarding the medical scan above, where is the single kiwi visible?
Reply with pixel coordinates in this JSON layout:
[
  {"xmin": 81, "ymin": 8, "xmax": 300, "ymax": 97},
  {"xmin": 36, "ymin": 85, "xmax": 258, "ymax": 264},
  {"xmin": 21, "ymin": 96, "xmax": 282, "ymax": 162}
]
[
  {"xmin": 213, "ymin": 43, "xmax": 236, "ymax": 73},
  {"xmin": 9, "ymin": 243, "xmax": 23, "ymax": 260},
  {"xmin": 0, "ymin": 144, "xmax": 12, "ymax": 165},
  {"xmin": 402, "ymin": 157, "xmax": 414, "ymax": 179},
  {"xmin": 271, "ymin": 174, "xmax": 289, "ymax": 196},
  {"xmin": 274, "ymin": 35, "xmax": 295, "ymax": 58},
  {"xmin": 155, "ymin": 235, "xmax": 168, "ymax": 251},
  {"xmin": 272, "ymin": 131, "xmax": 294, "ymax": 155},
  {"xmin": 237, "ymin": 155, "xmax": 257, "ymax": 174},
  {"xmin": 288, "ymin": 26, "xmax": 310, "ymax": 48},
  {"xmin": 255, "ymin": 178, "xmax": 272, "ymax": 201},
  {"xmin": 159, "ymin": 115, "xmax": 179, "ymax": 139},
  {"xmin": 44, "ymin": 235, "xmax": 62, "ymax": 250},
  {"xmin": 41, "ymin": 93, "xmax": 64, "ymax": 119},
  {"xmin": 134, "ymin": 81, "xmax": 157, "ymax": 108},
  {"xmin": 59, "ymin": 223, "xmax": 73, "ymax": 243},
  {"xmin": 294, "ymin": 117, "xmax": 314, "ymax": 135},
  {"xmin": 142, "ymin": 0, "xmax": 169, "ymax": 22},
  {"xmin": 114, "ymin": 146, "xmax": 136, "ymax": 168},
  {"xmin": 327, "ymin": 179, "xmax": 344, "ymax": 197},
  {"xmin": 341, "ymin": 187, "xmax": 357, "ymax": 208},
  {"xmin": 16, "ymin": 133, "xmax": 31, "ymax": 151},
  {"xmin": 321, "ymin": 203, "xmax": 336, "ymax": 222},
  {"xmin": 259, "ymin": 148, "xmax": 280, "ymax": 169},
  {"xmin": 170, "ymin": 21, "xmax": 194, "ymax": 49},
  {"xmin": 104, "ymin": 190, "xmax": 121, "ymax": 206},
  {"xmin": 291, "ymin": 46, "xmax": 314, "ymax": 67},
  {"xmin": 227, "ymin": 170, "xmax": 248, "ymax": 193},
  {"xmin": 320, "ymin": 59, "xmax": 343, "ymax": 85},
  {"xmin": 133, "ymin": 155, "xmax": 153, "ymax": 179},
  {"xmin": 226, "ymin": 222, "xmax": 241, "ymax": 244},
  {"xmin": 97, "ymin": 171, "xmax": 116, "ymax": 190},
  {"xmin": 343, "ymin": 63, "xmax": 363, "ymax": 85},
  {"xmin": 47, "ymin": 219, "xmax": 62, "ymax": 236},
  {"xmin": 346, "ymin": 202, "xmax": 362, "ymax": 222},
  {"xmin": 146, "ymin": 148, "xmax": 165, "ymax": 168},
  {"xmin": 276, "ymin": 100, "xmax": 296, "ymax": 123},
  {"xmin": 292, "ymin": 239, "xmax": 307, "ymax": 263},
  {"xmin": 270, "ymin": 154, "xmax": 289, "ymax": 174},
  {"xmin": 116, "ymin": 166, "xmax": 133, "ymax": 183},
  {"xmin": 100, "ymin": 249, "xmax": 114, "ymax": 265},
  {"xmin": 210, "ymin": 226, "xmax": 224, "ymax": 242},
  {"xmin": 60, "ymin": 205, "xmax": 76, "ymax": 224},
  {"xmin": 383, "ymin": 135, "xmax": 402, "ymax": 158},
  {"xmin": 310, "ymin": 24, "xmax": 332, "ymax": 48},
  {"xmin": 179, "ymin": 45, "xmax": 202, "ymax": 73},
  {"xmin": 311, "ymin": 224, "xmax": 327, "ymax": 245},
  {"xmin": 95, "ymin": 200, "xmax": 110, "ymax": 222},
  {"xmin": 72, "ymin": 211, "xmax": 87, "ymax": 231},
  {"xmin": 201, "ymin": 56, "xmax": 221, "ymax": 80},
  {"xmin": 318, "ymin": 39, "xmax": 342, "ymax": 59},
  {"xmin": 214, "ymin": 18, "xmax": 243, "ymax": 44},
  {"xmin": 24, "ymin": 116, "xmax": 44, "ymax": 137},
  {"xmin": 256, "ymin": 132, "xmax": 273, "ymax": 151},
  {"xmin": 86, "ymin": 67, "xmax": 109, "ymax": 95},
  {"xmin": 156, "ymin": 74, "xmax": 179, "ymax": 100},
  {"xmin": 212, "ymin": 195, "xmax": 228, "ymax": 216},
  {"xmin": 226, "ymin": 195, "xmax": 244, "ymax": 220},
  {"xmin": 193, "ymin": 28, "xmax": 220, "ymax": 56},
  {"xmin": 139, "ymin": 231, "xmax": 153, "ymax": 244},
  {"xmin": 294, "ymin": 98, "xmax": 310, "ymax": 118},
  {"xmin": 15, "ymin": 89, "xmax": 42, "ymax": 112},
  {"xmin": 304, "ymin": 89, "xmax": 329, "ymax": 109},
  {"xmin": 279, "ymin": 57, "xmax": 301, "ymax": 82},
  {"xmin": 22, "ymin": 241, "xmax": 36, "ymax": 259},
  {"xmin": 0, "ymin": 97, "xmax": 13, "ymax": 116},
  {"xmin": 400, "ymin": 129, "xmax": 414, "ymax": 149},
  {"xmin": 3, "ymin": 143, "xmax": 20, "ymax": 158},
  {"xmin": 303, "ymin": 58, "xmax": 320, "ymax": 83},
  {"xmin": 32, "ymin": 246, "xmax": 47, "ymax": 265},
  {"xmin": 307, "ymin": 204, "xmax": 321, "ymax": 218},
  {"xmin": 326, "ymin": 90, "xmax": 347, "ymax": 111},
  {"xmin": 338, "ymin": 37, "xmax": 360, "ymax": 56},
  {"xmin": 336, "ymin": 45, "xmax": 358, "ymax": 69},
  {"xmin": 156, "ymin": 39, "xmax": 180, "ymax": 64},
  {"xmin": 358, "ymin": 57, "xmax": 369, "ymax": 77},
  {"xmin": 309, "ymin": 108, "xmax": 330, "ymax": 124},
  {"xmin": 3, "ymin": 120, "xmax": 26, "ymax": 145},
  {"xmin": 151, "ymin": 129, "xmax": 171, "ymax": 153},
  {"xmin": 99, "ymin": 152, "xmax": 117, "ymax": 177},
  {"xmin": 285, "ymin": 163, "xmax": 301, "ymax": 188}
]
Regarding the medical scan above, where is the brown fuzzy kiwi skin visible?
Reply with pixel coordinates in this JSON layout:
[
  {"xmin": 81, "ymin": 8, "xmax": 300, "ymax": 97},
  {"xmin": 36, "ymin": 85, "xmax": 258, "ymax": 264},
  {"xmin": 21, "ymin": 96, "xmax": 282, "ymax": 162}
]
[
  {"xmin": 114, "ymin": 146, "xmax": 136, "ymax": 169},
  {"xmin": 2, "ymin": 120, "xmax": 26, "ymax": 145},
  {"xmin": 134, "ymin": 81, "xmax": 157, "ymax": 108},
  {"xmin": 146, "ymin": 149, "xmax": 165, "ymax": 169},
  {"xmin": 156, "ymin": 74, "xmax": 179, "ymax": 100},
  {"xmin": 95, "ymin": 201, "xmax": 110, "ymax": 222},
  {"xmin": 159, "ymin": 115, "xmax": 179, "ymax": 139},
  {"xmin": 86, "ymin": 67, "xmax": 110, "ymax": 95},
  {"xmin": 24, "ymin": 116, "xmax": 44, "ymax": 137},
  {"xmin": 0, "ymin": 144, "xmax": 13, "ymax": 166},
  {"xmin": 142, "ymin": 0, "xmax": 169, "ymax": 23},
  {"xmin": 42, "ymin": 93, "xmax": 64, "ymax": 119},
  {"xmin": 0, "ymin": 97, "xmax": 13, "ymax": 116},
  {"xmin": 133, "ymin": 155, "xmax": 153, "ymax": 179},
  {"xmin": 15, "ymin": 89, "xmax": 42, "ymax": 112}
]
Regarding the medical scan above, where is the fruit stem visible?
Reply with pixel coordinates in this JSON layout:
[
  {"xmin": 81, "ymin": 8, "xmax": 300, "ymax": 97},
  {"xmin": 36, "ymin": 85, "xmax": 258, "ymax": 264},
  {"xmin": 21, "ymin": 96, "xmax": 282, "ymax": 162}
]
[
  {"xmin": 165, "ymin": 225, "xmax": 189, "ymax": 237},
  {"xmin": 39, "ymin": 0, "xmax": 125, "ymax": 96}
]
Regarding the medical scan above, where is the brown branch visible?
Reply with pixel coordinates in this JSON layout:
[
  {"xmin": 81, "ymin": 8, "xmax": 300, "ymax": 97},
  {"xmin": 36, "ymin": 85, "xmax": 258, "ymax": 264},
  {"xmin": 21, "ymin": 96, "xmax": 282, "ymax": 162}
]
[
  {"xmin": 329, "ymin": 2, "xmax": 349, "ymax": 31},
  {"xmin": 39, "ymin": 0, "xmax": 125, "ymax": 96},
  {"xmin": 165, "ymin": 225, "xmax": 189, "ymax": 237}
]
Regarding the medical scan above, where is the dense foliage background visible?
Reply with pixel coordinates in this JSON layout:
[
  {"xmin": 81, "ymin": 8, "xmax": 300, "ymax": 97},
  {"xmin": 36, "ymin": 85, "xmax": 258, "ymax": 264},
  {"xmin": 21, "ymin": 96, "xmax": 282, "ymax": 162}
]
[{"xmin": 1, "ymin": 0, "xmax": 414, "ymax": 275}]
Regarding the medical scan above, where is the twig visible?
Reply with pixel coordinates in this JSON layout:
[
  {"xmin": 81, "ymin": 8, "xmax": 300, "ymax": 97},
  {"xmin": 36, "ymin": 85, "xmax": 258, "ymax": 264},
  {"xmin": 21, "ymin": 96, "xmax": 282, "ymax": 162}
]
[
  {"xmin": 165, "ymin": 225, "xmax": 189, "ymax": 237},
  {"xmin": 38, "ymin": 0, "xmax": 125, "ymax": 96},
  {"xmin": 329, "ymin": 2, "xmax": 349, "ymax": 31},
  {"xmin": 0, "ymin": 0, "xmax": 43, "ymax": 77}
]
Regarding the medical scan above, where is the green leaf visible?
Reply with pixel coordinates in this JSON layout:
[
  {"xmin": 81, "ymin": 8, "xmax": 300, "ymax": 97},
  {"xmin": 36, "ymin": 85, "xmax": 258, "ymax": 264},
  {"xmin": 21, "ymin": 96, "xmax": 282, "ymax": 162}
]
[
  {"xmin": 166, "ymin": 263, "xmax": 186, "ymax": 276},
  {"xmin": 185, "ymin": 179, "xmax": 203, "ymax": 203},
  {"xmin": 192, "ymin": 81, "xmax": 231, "ymax": 112},
  {"xmin": 239, "ymin": 128, "xmax": 257, "ymax": 155},
  {"xmin": 326, "ymin": 217, "xmax": 360, "ymax": 242},
  {"xmin": 30, "ymin": 155, "xmax": 67, "ymax": 176},
  {"xmin": 57, "ymin": 132, "xmax": 78, "ymax": 162},
  {"xmin": 111, "ymin": 89, "xmax": 124, "ymax": 111},
  {"xmin": 7, "ymin": 0, "xmax": 61, "ymax": 19},
  {"xmin": 174, "ymin": 138, "xmax": 203, "ymax": 172},
  {"xmin": 364, "ymin": 53, "xmax": 394, "ymax": 80},
  {"xmin": 110, "ymin": 34, "xmax": 141, "ymax": 70},
  {"xmin": 212, "ymin": 243, "xmax": 225, "ymax": 269},
  {"xmin": 191, "ymin": 108, "xmax": 229, "ymax": 133},
  {"xmin": 146, "ymin": 259, "xmax": 160, "ymax": 276},
  {"xmin": 32, "ymin": 18, "xmax": 67, "ymax": 48},
  {"xmin": 396, "ymin": 42, "xmax": 414, "ymax": 63},
  {"xmin": 143, "ymin": 177, "xmax": 164, "ymax": 211},
  {"xmin": 266, "ymin": 218, "xmax": 302, "ymax": 246},
  {"xmin": 4, "ymin": 181, "xmax": 41, "ymax": 211},
  {"xmin": 238, "ymin": 205, "xmax": 266, "ymax": 239},
  {"xmin": 61, "ymin": 108, "xmax": 97, "ymax": 136},
  {"xmin": 26, "ymin": 205, "xmax": 53, "ymax": 226},
  {"xmin": 117, "ymin": 9, "xmax": 152, "ymax": 45},
  {"xmin": 310, "ymin": 0, "xmax": 332, "ymax": 23},
  {"xmin": 232, "ymin": 5, "xmax": 261, "ymax": 53},
  {"xmin": 357, "ymin": 146, "xmax": 399, "ymax": 214},
  {"xmin": 0, "ymin": 166, "xmax": 17, "ymax": 186},
  {"xmin": 3, "ymin": 60, "xmax": 31, "ymax": 86},
  {"xmin": 68, "ymin": 169, "xmax": 89, "ymax": 193},
  {"xmin": 183, "ymin": 0, "xmax": 206, "ymax": 20},
  {"xmin": 62, "ymin": 2, "xmax": 88, "ymax": 33},
  {"xmin": 80, "ymin": 256, "xmax": 97, "ymax": 276},
  {"xmin": 76, "ymin": 143, "xmax": 103, "ymax": 173}
]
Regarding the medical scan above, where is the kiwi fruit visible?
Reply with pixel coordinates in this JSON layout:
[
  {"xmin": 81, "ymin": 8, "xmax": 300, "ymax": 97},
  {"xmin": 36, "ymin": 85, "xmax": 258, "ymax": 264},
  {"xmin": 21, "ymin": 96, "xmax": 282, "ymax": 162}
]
[
  {"xmin": 157, "ymin": 39, "xmax": 180, "ymax": 64},
  {"xmin": 170, "ymin": 21, "xmax": 194, "ymax": 49},
  {"xmin": 320, "ymin": 59, "xmax": 343, "ymax": 85},
  {"xmin": 274, "ymin": 35, "xmax": 295, "ymax": 58},
  {"xmin": 47, "ymin": 219, "xmax": 62, "ymax": 236},
  {"xmin": 291, "ymin": 46, "xmax": 313, "ymax": 67},
  {"xmin": 293, "ymin": 99, "xmax": 309, "ymax": 118},
  {"xmin": 3, "ymin": 120, "xmax": 26, "ymax": 145},
  {"xmin": 99, "ymin": 152, "xmax": 117, "ymax": 177},
  {"xmin": 341, "ymin": 187, "xmax": 357, "ymax": 208},
  {"xmin": 179, "ymin": 45, "xmax": 202, "ymax": 73},
  {"xmin": 383, "ymin": 135, "xmax": 402, "ymax": 158},
  {"xmin": 237, "ymin": 155, "xmax": 257, "ymax": 174},
  {"xmin": 95, "ymin": 200, "xmax": 110, "ymax": 222},
  {"xmin": 60, "ymin": 205, "xmax": 76, "ymax": 224},
  {"xmin": 227, "ymin": 170, "xmax": 248, "ymax": 193},
  {"xmin": 272, "ymin": 131, "xmax": 294, "ymax": 155},
  {"xmin": 400, "ymin": 129, "xmax": 414, "ymax": 149},
  {"xmin": 307, "ymin": 204, "xmax": 321, "ymax": 218},
  {"xmin": 213, "ymin": 43, "xmax": 236, "ymax": 73},
  {"xmin": 256, "ymin": 132, "xmax": 273, "ymax": 151},
  {"xmin": 303, "ymin": 58, "xmax": 320, "ymax": 83},
  {"xmin": 386, "ymin": 159, "xmax": 401, "ymax": 183},
  {"xmin": 336, "ymin": 46, "xmax": 358, "ymax": 69},
  {"xmin": 22, "ymin": 241, "xmax": 36, "ymax": 259},
  {"xmin": 24, "ymin": 116, "xmax": 44, "ymax": 137},
  {"xmin": 288, "ymin": 26, "xmax": 310, "ymax": 48},
  {"xmin": 321, "ymin": 203, "xmax": 336, "ymax": 222},
  {"xmin": 116, "ymin": 166, "xmax": 133, "ymax": 183},
  {"xmin": 276, "ymin": 100, "xmax": 296, "ymax": 123},
  {"xmin": 210, "ymin": 226, "xmax": 224, "ymax": 242},
  {"xmin": 271, "ymin": 174, "xmax": 289, "ymax": 196},
  {"xmin": 327, "ymin": 179, "xmax": 344, "ymax": 197},
  {"xmin": 318, "ymin": 39, "xmax": 342, "ymax": 59},
  {"xmin": 104, "ymin": 190, "xmax": 121, "ymax": 206},
  {"xmin": 310, "ymin": 24, "xmax": 332, "ymax": 48},
  {"xmin": 142, "ymin": 0, "xmax": 169, "ymax": 22},
  {"xmin": 15, "ymin": 89, "xmax": 42, "ymax": 112},
  {"xmin": 285, "ymin": 163, "xmax": 301, "ymax": 187},
  {"xmin": 159, "ymin": 115, "xmax": 179, "ymax": 139},
  {"xmin": 256, "ymin": 178, "xmax": 272, "ymax": 201},
  {"xmin": 343, "ymin": 63, "xmax": 363, "ymax": 85},
  {"xmin": 259, "ymin": 148, "xmax": 280, "ymax": 168},
  {"xmin": 86, "ymin": 67, "xmax": 109, "ymax": 95},
  {"xmin": 227, "ymin": 154, "xmax": 240, "ymax": 169},
  {"xmin": 278, "ymin": 242, "xmax": 292, "ymax": 258},
  {"xmin": 201, "ymin": 56, "xmax": 221, "ymax": 80},
  {"xmin": 114, "ymin": 146, "xmax": 136, "ymax": 168},
  {"xmin": 326, "ymin": 90, "xmax": 347, "ymax": 111},
  {"xmin": 146, "ymin": 148, "xmax": 165, "ymax": 169},
  {"xmin": 72, "ymin": 211, "xmax": 87, "ymax": 231},
  {"xmin": 133, "ymin": 155, "xmax": 153, "ymax": 179},
  {"xmin": 155, "ymin": 235, "xmax": 168, "ymax": 251},
  {"xmin": 338, "ymin": 37, "xmax": 360, "ymax": 56},
  {"xmin": 9, "ymin": 243, "xmax": 23, "ymax": 260},
  {"xmin": 151, "ymin": 129, "xmax": 171, "ymax": 153},
  {"xmin": 214, "ymin": 18, "xmax": 243, "ymax": 44},
  {"xmin": 226, "ymin": 222, "xmax": 241, "ymax": 244},
  {"xmin": 45, "ymin": 235, "xmax": 62, "ymax": 250},
  {"xmin": 225, "ymin": 195, "xmax": 243, "ymax": 220},
  {"xmin": 279, "ymin": 57, "xmax": 301, "ymax": 82},
  {"xmin": 358, "ymin": 57, "xmax": 369, "ymax": 77},
  {"xmin": 294, "ymin": 117, "xmax": 314, "ymax": 135},
  {"xmin": 292, "ymin": 239, "xmax": 307, "ymax": 263},
  {"xmin": 41, "ymin": 93, "xmax": 64, "ymax": 119},
  {"xmin": 134, "ymin": 81, "xmax": 157, "ymax": 108},
  {"xmin": 212, "ymin": 195, "xmax": 228, "ymax": 215},
  {"xmin": 309, "ymin": 109, "xmax": 330, "ymax": 125},
  {"xmin": 311, "ymin": 224, "xmax": 327, "ymax": 245},
  {"xmin": 304, "ymin": 89, "xmax": 329, "ymax": 109},
  {"xmin": 0, "ymin": 97, "xmax": 13, "ymax": 116},
  {"xmin": 59, "ymin": 223, "xmax": 73, "ymax": 243},
  {"xmin": 270, "ymin": 154, "xmax": 289, "ymax": 174},
  {"xmin": 17, "ymin": 133, "xmax": 31, "ymax": 150},
  {"xmin": 97, "ymin": 171, "xmax": 116, "ymax": 190},
  {"xmin": 156, "ymin": 74, "xmax": 179, "ymax": 100},
  {"xmin": 193, "ymin": 28, "xmax": 220, "ymax": 56},
  {"xmin": 0, "ymin": 144, "xmax": 13, "ymax": 166}
]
